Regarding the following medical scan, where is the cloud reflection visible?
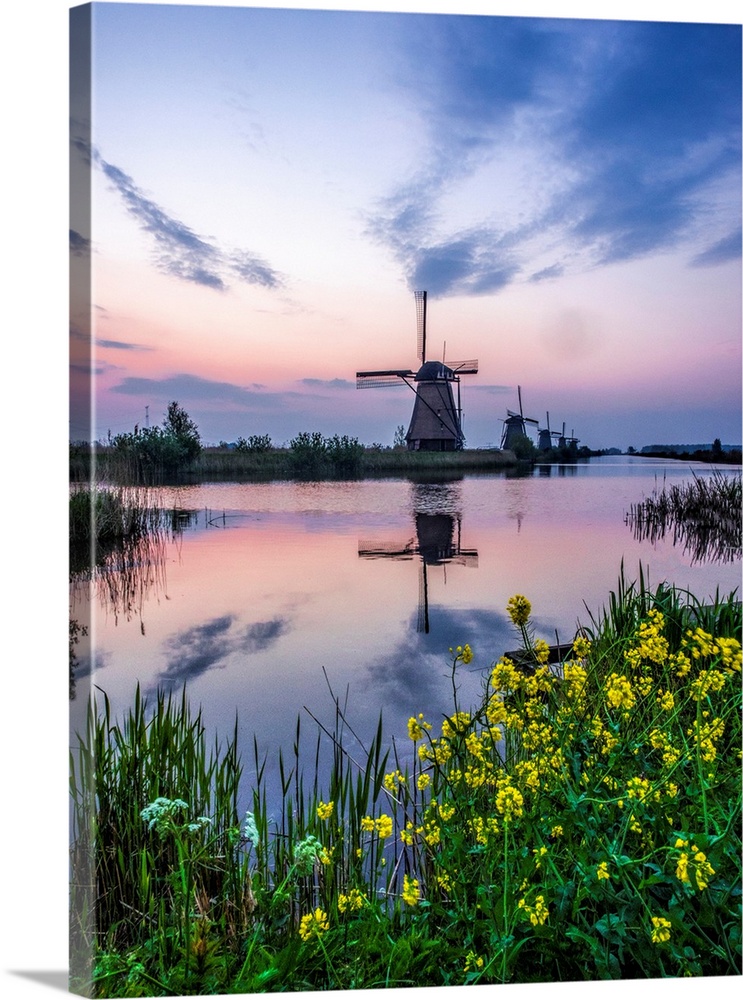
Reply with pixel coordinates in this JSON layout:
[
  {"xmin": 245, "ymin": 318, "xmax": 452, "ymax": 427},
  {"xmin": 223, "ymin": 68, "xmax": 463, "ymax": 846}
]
[{"xmin": 156, "ymin": 613, "xmax": 290, "ymax": 688}]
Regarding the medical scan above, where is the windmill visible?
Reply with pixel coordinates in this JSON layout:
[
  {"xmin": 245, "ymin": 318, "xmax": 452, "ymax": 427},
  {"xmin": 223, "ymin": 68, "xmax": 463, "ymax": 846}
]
[
  {"xmin": 557, "ymin": 422, "xmax": 580, "ymax": 450},
  {"xmin": 356, "ymin": 290, "xmax": 478, "ymax": 451},
  {"xmin": 500, "ymin": 386, "xmax": 539, "ymax": 450},
  {"xmin": 358, "ymin": 511, "xmax": 478, "ymax": 633},
  {"xmin": 538, "ymin": 411, "xmax": 561, "ymax": 451}
]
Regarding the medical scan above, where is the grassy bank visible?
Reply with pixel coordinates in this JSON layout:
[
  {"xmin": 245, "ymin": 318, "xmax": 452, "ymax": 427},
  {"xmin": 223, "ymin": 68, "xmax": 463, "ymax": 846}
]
[
  {"xmin": 70, "ymin": 572, "xmax": 742, "ymax": 995},
  {"xmin": 70, "ymin": 444, "xmax": 520, "ymax": 483}
]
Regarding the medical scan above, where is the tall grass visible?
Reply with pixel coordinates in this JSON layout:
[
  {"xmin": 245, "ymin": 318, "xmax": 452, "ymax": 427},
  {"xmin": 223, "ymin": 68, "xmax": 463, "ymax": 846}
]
[{"xmin": 70, "ymin": 571, "xmax": 742, "ymax": 995}]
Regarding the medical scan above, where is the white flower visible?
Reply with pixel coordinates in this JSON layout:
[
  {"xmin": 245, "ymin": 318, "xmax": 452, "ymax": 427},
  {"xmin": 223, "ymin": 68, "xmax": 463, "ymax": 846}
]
[{"xmin": 243, "ymin": 811, "xmax": 259, "ymax": 843}]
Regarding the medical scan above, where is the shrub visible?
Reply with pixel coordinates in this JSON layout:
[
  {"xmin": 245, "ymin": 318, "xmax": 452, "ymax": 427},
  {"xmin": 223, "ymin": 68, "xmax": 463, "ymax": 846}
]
[
  {"xmin": 235, "ymin": 434, "xmax": 273, "ymax": 454},
  {"xmin": 108, "ymin": 402, "xmax": 202, "ymax": 480}
]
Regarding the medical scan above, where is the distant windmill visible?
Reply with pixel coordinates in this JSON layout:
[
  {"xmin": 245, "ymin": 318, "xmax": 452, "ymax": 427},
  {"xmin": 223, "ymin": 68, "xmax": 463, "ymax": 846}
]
[
  {"xmin": 356, "ymin": 290, "xmax": 478, "ymax": 451},
  {"xmin": 359, "ymin": 512, "xmax": 477, "ymax": 633},
  {"xmin": 557, "ymin": 422, "xmax": 580, "ymax": 449},
  {"xmin": 501, "ymin": 386, "xmax": 539, "ymax": 450},
  {"xmin": 538, "ymin": 411, "xmax": 561, "ymax": 451}
]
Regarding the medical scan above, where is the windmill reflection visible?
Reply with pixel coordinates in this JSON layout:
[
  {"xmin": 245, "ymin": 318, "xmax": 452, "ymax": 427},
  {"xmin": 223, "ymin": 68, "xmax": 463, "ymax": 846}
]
[{"xmin": 358, "ymin": 482, "xmax": 477, "ymax": 633}]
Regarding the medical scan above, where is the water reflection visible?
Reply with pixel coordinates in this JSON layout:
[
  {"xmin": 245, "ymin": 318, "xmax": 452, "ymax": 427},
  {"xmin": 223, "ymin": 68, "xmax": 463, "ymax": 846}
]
[
  {"xmin": 69, "ymin": 509, "xmax": 198, "ymax": 696},
  {"xmin": 359, "ymin": 481, "xmax": 477, "ymax": 632},
  {"xmin": 153, "ymin": 614, "xmax": 291, "ymax": 690},
  {"xmin": 626, "ymin": 509, "xmax": 742, "ymax": 565}
]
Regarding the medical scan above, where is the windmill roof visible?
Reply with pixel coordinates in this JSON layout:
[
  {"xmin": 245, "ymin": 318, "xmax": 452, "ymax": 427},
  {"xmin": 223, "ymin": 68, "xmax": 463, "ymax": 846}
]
[{"xmin": 415, "ymin": 361, "xmax": 455, "ymax": 381}]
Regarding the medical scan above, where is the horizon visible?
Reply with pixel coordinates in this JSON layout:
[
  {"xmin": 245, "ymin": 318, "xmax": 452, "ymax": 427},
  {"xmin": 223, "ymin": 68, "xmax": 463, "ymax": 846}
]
[{"xmin": 70, "ymin": 3, "xmax": 742, "ymax": 454}]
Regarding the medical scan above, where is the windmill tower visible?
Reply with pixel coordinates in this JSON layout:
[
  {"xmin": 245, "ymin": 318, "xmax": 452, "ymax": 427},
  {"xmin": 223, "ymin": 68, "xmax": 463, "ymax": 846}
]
[
  {"xmin": 356, "ymin": 291, "xmax": 478, "ymax": 451},
  {"xmin": 538, "ymin": 411, "xmax": 561, "ymax": 451},
  {"xmin": 501, "ymin": 386, "xmax": 539, "ymax": 450}
]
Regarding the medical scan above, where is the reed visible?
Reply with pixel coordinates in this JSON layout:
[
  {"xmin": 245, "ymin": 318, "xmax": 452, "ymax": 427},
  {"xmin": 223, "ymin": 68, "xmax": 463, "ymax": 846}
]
[
  {"xmin": 626, "ymin": 469, "xmax": 742, "ymax": 563},
  {"xmin": 69, "ymin": 486, "xmax": 172, "ymax": 546}
]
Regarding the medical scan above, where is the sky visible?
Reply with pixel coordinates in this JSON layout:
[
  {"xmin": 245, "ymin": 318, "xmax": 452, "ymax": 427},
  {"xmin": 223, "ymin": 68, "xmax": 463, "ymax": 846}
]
[{"xmin": 69, "ymin": 2, "xmax": 742, "ymax": 451}]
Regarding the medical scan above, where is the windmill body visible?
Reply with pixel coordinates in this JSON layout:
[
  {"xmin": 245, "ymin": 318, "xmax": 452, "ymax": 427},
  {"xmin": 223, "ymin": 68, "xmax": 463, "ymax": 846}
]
[
  {"xmin": 406, "ymin": 362, "xmax": 463, "ymax": 451},
  {"xmin": 356, "ymin": 291, "xmax": 478, "ymax": 451},
  {"xmin": 500, "ymin": 386, "xmax": 539, "ymax": 450},
  {"xmin": 538, "ymin": 411, "xmax": 561, "ymax": 451}
]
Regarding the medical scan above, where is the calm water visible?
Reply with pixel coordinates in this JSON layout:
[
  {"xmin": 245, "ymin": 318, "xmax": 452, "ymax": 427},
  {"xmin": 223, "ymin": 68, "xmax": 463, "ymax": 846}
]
[{"xmin": 70, "ymin": 457, "xmax": 741, "ymax": 803}]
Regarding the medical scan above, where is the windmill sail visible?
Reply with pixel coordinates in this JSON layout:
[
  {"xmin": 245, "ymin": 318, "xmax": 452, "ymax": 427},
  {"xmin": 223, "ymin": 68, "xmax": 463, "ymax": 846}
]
[{"xmin": 415, "ymin": 289, "xmax": 427, "ymax": 363}]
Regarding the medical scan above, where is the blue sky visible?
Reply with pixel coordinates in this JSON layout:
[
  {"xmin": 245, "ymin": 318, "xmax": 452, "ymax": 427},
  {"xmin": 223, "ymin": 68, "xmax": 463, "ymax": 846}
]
[{"xmin": 66, "ymin": 1, "xmax": 742, "ymax": 451}]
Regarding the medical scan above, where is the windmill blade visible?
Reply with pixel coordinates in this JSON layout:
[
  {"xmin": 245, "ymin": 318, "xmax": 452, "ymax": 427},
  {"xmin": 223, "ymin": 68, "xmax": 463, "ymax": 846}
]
[
  {"xmin": 358, "ymin": 538, "xmax": 417, "ymax": 558},
  {"xmin": 415, "ymin": 290, "xmax": 427, "ymax": 363},
  {"xmin": 524, "ymin": 417, "xmax": 540, "ymax": 426},
  {"xmin": 451, "ymin": 550, "xmax": 479, "ymax": 567},
  {"xmin": 446, "ymin": 359, "xmax": 479, "ymax": 374},
  {"xmin": 356, "ymin": 369, "xmax": 414, "ymax": 388}
]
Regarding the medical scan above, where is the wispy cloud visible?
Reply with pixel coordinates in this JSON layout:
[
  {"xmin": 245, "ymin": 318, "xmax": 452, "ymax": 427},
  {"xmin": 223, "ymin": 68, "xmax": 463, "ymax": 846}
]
[
  {"xmin": 95, "ymin": 150, "xmax": 284, "ymax": 291},
  {"xmin": 690, "ymin": 227, "xmax": 742, "ymax": 268},
  {"xmin": 111, "ymin": 373, "xmax": 303, "ymax": 408},
  {"xmin": 370, "ymin": 17, "xmax": 741, "ymax": 297},
  {"xmin": 299, "ymin": 377, "xmax": 355, "ymax": 390},
  {"xmin": 96, "ymin": 337, "xmax": 153, "ymax": 351}
]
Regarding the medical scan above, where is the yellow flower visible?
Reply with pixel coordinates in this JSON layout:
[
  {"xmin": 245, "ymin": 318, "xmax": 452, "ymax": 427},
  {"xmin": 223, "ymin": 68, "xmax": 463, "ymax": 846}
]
[
  {"xmin": 299, "ymin": 908, "xmax": 329, "ymax": 942},
  {"xmin": 383, "ymin": 769, "xmax": 405, "ymax": 792},
  {"xmin": 375, "ymin": 813, "xmax": 394, "ymax": 839},
  {"xmin": 690, "ymin": 669, "xmax": 726, "ymax": 701},
  {"xmin": 407, "ymin": 713, "xmax": 432, "ymax": 741},
  {"xmin": 417, "ymin": 772, "xmax": 431, "ymax": 791},
  {"xmin": 436, "ymin": 871, "xmax": 452, "ymax": 892},
  {"xmin": 596, "ymin": 861, "xmax": 610, "ymax": 880},
  {"xmin": 533, "ymin": 845, "xmax": 548, "ymax": 869},
  {"xmin": 454, "ymin": 643, "xmax": 474, "ymax": 664},
  {"xmin": 402, "ymin": 873, "xmax": 420, "ymax": 906},
  {"xmin": 490, "ymin": 657, "xmax": 521, "ymax": 692},
  {"xmin": 651, "ymin": 916, "xmax": 672, "ymax": 944},
  {"xmin": 495, "ymin": 779, "xmax": 524, "ymax": 822},
  {"xmin": 337, "ymin": 888, "xmax": 365, "ymax": 913},
  {"xmin": 442, "ymin": 711, "xmax": 472, "ymax": 738},
  {"xmin": 550, "ymin": 824, "xmax": 563, "ymax": 838},
  {"xmin": 518, "ymin": 894, "xmax": 549, "ymax": 926},
  {"xmin": 360, "ymin": 815, "xmax": 375, "ymax": 832},
  {"xmin": 656, "ymin": 689, "xmax": 675, "ymax": 712},
  {"xmin": 534, "ymin": 638, "xmax": 550, "ymax": 664},
  {"xmin": 507, "ymin": 594, "xmax": 532, "ymax": 627},
  {"xmin": 464, "ymin": 950, "xmax": 484, "ymax": 972},
  {"xmin": 572, "ymin": 635, "xmax": 592, "ymax": 659},
  {"xmin": 605, "ymin": 672, "xmax": 636, "ymax": 711},
  {"xmin": 316, "ymin": 800, "xmax": 334, "ymax": 821},
  {"xmin": 437, "ymin": 800, "xmax": 456, "ymax": 821}
]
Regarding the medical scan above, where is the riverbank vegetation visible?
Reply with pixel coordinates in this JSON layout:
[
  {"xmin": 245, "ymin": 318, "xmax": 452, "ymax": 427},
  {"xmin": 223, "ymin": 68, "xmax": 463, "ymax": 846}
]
[
  {"xmin": 627, "ymin": 470, "xmax": 742, "ymax": 564},
  {"xmin": 70, "ymin": 572, "xmax": 742, "ymax": 995},
  {"xmin": 71, "ymin": 438, "xmax": 521, "ymax": 483}
]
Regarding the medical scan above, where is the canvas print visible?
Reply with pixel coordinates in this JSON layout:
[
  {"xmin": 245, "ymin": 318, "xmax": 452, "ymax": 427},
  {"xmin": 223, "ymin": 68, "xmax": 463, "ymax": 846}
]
[{"xmin": 69, "ymin": 2, "xmax": 742, "ymax": 996}]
